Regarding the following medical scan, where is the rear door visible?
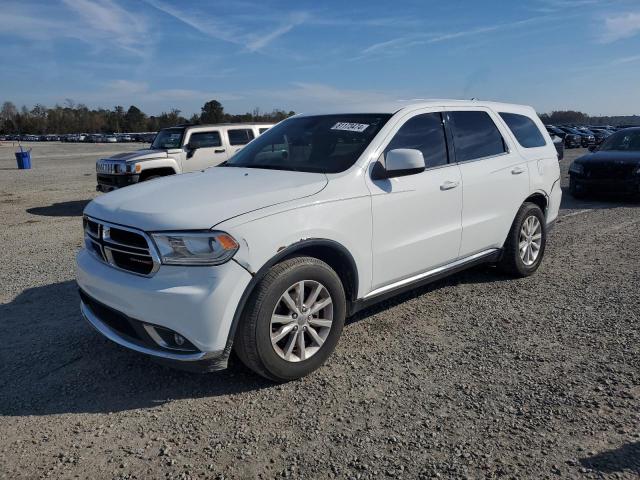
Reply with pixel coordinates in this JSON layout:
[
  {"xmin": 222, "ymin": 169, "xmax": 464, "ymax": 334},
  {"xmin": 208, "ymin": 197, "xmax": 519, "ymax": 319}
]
[
  {"xmin": 226, "ymin": 127, "xmax": 256, "ymax": 157},
  {"xmin": 445, "ymin": 108, "xmax": 529, "ymax": 256},
  {"xmin": 183, "ymin": 129, "xmax": 228, "ymax": 171}
]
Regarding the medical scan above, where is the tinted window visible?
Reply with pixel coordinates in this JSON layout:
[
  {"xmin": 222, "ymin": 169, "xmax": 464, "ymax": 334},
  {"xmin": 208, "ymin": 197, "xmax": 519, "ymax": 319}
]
[
  {"xmin": 228, "ymin": 129, "xmax": 255, "ymax": 146},
  {"xmin": 449, "ymin": 111, "xmax": 506, "ymax": 162},
  {"xmin": 151, "ymin": 127, "xmax": 184, "ymax": 149},
  {"xmin": 499, "ymin": 113, "xmax": 546, "ymax": 148},
  {"xmin": 386, "ymin": 113, "xmax": 448, "ymax": 168},
  {"xmin": 226, "ymin": 114, "xmax": 391, "ymax": 173},
  {"xmin": 259, "ymin": 127, "xmax": 269, "ymax": 134},
  {"xmin": 188, "ymin": 131, "xmax": 222, "ymax": 148},
  {"xmin": 599, "ymin": 130, "xmax": 640, "ymax": 151}
]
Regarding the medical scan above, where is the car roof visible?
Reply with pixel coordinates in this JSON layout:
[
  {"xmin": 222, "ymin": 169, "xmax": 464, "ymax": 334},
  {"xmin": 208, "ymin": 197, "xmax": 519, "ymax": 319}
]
[{"xmin": 295, "ymin": 99, "xmax": 538, "ymax": 117}]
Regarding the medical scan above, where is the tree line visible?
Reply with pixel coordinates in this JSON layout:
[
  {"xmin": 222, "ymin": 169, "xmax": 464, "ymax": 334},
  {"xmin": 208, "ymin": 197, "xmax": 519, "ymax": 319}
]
[
  {"xmin": 0, "ymin": 99, "xmax": 295, "ymax": 134},
  {"xmin": 538, "ymin": 110, "xmax": 640, "ymax": 126}
]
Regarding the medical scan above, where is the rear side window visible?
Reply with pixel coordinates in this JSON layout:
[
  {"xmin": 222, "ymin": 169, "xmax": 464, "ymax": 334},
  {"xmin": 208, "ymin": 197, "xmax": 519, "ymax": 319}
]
[
  {"xmin": 188, "ymin": 131, "xmax": 222, "ymax": 148},
  {"xmin": 448, "ymin": 111, "xmax": 506, "ymax": 162},
  {"xmin": 499, "ymin": 112, "xmax": 547, "ymax": 148},
  {"xmin": 228, "ymin": 129, "xmax": 255, "ymax": 146},
  {"xmin": 385, "ymin": 113, "xmax": 448, "ymax": 168},
  {"xmin": 259, "ymin": 127, "xmax": 269, "ymax": 134}
]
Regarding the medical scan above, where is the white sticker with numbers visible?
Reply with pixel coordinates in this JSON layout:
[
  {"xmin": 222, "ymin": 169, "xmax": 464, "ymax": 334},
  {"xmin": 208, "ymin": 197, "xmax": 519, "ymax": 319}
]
[{"xmin": 330, "ymin": 122, "xmax": 369, "ymax": 133}]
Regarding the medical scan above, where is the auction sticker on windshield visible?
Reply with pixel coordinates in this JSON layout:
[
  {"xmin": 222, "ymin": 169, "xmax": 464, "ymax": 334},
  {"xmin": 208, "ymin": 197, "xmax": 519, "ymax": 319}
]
[{"xmin": 331, "ymin": 122, "xmax": 369, "ymax": 133}]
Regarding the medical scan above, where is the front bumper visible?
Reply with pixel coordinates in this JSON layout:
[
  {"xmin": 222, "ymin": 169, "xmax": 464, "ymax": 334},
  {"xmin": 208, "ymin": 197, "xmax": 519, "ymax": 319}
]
[
  {"xmin": 76, "ymin": 248, "xmax": 252, "ymax": 366},
  {"xmin": 570, "ymin": 174, "xmax": 640, "ymax": 195},
  {"xmin": 96, "ymin": 173, "xmax": 140, "ymax": 192}
]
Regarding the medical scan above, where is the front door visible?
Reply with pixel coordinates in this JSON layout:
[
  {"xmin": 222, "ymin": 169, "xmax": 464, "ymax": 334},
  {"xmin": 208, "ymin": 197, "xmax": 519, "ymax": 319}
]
[
  {"xmin": 367, "ymin": 111, "xmax": 463, "ymax": 291},
  {"xmin": 183, "ymin": 130, "xmax": 228, "ymax": 172}
]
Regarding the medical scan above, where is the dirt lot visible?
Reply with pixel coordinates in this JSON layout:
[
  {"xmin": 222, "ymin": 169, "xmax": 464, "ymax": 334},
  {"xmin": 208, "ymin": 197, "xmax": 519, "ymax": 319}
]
[{"xmin": 0, "ymin": 142, "xmax": 638, "ymax": 479}]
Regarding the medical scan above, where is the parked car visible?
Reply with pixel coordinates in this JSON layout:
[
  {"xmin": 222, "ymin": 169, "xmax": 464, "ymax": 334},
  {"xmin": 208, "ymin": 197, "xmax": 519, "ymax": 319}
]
[
  {"xmin": 546, "ymin": 125, "xmax": 581, "ymax": 148},
  {"xmin": 94, "ymin": 123, "xmax": 273, "ymax": 192},
  {"xmin": 77, "ymin": 100, "xmax": 561, "ymax": 381},
  {"xmin": 559, "ymin": 126, "xmax": 595, "ymax": 147},
  {"xmin": 569, "ymin": 127, "xmax": 640, "ymax": 198},
  {"xmin": 104, "ymin": 135, "xmax": 118, "ymax": 143},
  {"xmin": 589, "ymin": 128, "xmax": 613, "ymax": 145}
]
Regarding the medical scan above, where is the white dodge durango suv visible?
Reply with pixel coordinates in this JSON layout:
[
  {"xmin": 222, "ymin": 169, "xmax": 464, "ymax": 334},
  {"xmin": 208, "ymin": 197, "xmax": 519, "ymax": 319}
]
[{"xmin": 77, "ymin": 100, "xmax": 561, "ymax": 381}]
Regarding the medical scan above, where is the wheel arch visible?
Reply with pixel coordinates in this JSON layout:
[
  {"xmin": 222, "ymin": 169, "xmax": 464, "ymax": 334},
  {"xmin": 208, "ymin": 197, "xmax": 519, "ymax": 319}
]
[
  {"xmin": 224, "ymin": 238, "xmax": 359, "ymax": 352},
  {"xmin": 139, "ymin": 167, "xmax": 176, "ymax": 180},
  {"xmin": 524, "ymin": 191, "xmax": 548, "ymax": 214}
]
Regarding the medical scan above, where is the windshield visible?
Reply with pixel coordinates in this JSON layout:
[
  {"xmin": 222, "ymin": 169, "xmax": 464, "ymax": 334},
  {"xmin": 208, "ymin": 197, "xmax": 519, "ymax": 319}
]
[
  {"xmin": 151, "ymin": 127, "xmax": 184, "ymax": 149},
  {"xmin": 225, "ymin": 114, "xmax": 392, "ymax": 173},
  {"xmin": 598, "ymin": 130, "xmax": 640, "ymax": 151}
]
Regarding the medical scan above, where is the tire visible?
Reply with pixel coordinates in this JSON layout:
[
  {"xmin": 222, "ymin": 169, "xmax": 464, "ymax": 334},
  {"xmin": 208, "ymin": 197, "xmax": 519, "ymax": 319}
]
[
  {"xmin": 569, "ymin": 177, "xmax": 585, "ymax": 199},
  {"xmin": 498, "ymin": 202, "xmax": 546, "ymax": 277},
  {"xmin": 234, "ymin": 256, "xmax": 346, "ymax": 382},
  {"xmin": 142, "ymin": 175, "xmax": 161, "ymax": 181}
]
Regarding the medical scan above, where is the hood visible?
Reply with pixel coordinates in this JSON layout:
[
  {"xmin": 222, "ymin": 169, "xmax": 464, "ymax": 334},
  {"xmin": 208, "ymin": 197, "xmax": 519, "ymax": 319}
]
[
  {"xmin": 575, "ymin": 150, "xmax": 640, "ymax": 165},
  {"xmin": 84, "ymin": 167, "xmax": 328, "ymax": 231},
  {"xmin": 104, "ymin": 149, "xmax": 169, "ymax": 162}
]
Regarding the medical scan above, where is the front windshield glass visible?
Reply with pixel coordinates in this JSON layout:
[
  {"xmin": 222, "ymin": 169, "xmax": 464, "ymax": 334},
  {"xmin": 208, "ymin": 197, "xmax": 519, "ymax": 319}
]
[
  {"xmin": 225, "ymin": 114, "xmax": 392, "ymax": 173},
  {"xmin": 599, "ymin": 130, "xmax": 640, "ymax": 151},
  {"xmin": 151, "ymin": 127, "xmax": 184, "ymax": 149}
]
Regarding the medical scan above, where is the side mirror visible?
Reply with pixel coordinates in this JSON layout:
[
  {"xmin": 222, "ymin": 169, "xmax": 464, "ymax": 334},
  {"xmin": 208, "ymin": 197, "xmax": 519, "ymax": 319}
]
[
  {"xmin": 379, "ymin": 148, "xmax": 426, "ymax": 178},
  {"xmin": 185, "ymin": 143, "xmax": 199, "ymax": 158}
]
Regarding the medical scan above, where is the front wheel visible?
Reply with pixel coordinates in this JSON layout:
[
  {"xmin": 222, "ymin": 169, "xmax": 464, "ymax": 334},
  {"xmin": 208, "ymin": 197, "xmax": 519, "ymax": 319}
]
[
  {"xmin": 498, "ymin": 202, "xmax": 546, "ymax": 277},
  {"xmin": 234, "ymin": 256, "xmax": 346, "ymax": 381}
]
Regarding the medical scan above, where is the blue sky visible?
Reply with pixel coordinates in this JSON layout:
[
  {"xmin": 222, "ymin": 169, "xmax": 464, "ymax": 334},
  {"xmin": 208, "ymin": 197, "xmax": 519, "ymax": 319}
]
[{"xmin": 1, "ymin": 0, "xmax": 639, "ymax": 116}]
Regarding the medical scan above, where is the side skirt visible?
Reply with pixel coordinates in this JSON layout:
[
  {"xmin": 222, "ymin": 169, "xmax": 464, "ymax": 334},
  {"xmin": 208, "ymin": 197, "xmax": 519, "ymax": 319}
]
[{"xmin": 348, "ymin": 249, "xmax": 501, "ymax": 316}]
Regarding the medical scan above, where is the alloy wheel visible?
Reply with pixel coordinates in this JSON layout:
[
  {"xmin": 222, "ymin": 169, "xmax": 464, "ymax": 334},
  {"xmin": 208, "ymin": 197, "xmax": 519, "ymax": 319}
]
[
  {"xmin": 270, "ymin": 280, "xmax": 334, "ymax": 362},
  {"xmin": 519, "ymin": 215, "xmax": 542, "ymax": 266}
]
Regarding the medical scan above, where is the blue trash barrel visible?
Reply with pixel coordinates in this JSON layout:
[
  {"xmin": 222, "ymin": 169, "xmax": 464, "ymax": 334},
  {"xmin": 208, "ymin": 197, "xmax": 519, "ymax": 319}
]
[{"xmin": 15, "ymin": 150, "xmax": 32, "ymax": 169}]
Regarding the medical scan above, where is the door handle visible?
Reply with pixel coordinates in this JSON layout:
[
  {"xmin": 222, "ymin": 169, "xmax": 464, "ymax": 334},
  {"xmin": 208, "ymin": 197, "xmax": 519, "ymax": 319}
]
[
  {"xmin": 440, "ymin": 180, "xmax": 460, "ymax": 191},
  {"xmin": 214, "ymin": 148, "xmax": 226, "ymax": 153},
  {"xmin": 511, "ymin": 166, "xmax": 525, "ymax": 175}
]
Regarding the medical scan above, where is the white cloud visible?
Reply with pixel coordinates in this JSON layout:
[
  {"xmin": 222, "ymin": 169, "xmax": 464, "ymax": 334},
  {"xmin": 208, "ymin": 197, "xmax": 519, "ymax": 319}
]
[
  {"xmin": 0, "ymin": 0, "xmax": 150, "ymax": 56},
  {"xmin": 356, "ymin": 17, "xmax": 547, "ymax": 60},
  {"xmin": 101, "ymin": 80, "xmax": 243, "ymax": 105},
  {"xmin": 611, "ymin": 54, "xmax": 640, "ymax": 64},
  {"xmin": 600, "ymin": 11, "xmax": 640, "ymax": 43},
  {"xmin": 261, "ymin": 82, "xmax": 407, "ymax": 112},
  {"xmin": 143, "ymin": 0, "xmax": 305, "ymax": 52}
]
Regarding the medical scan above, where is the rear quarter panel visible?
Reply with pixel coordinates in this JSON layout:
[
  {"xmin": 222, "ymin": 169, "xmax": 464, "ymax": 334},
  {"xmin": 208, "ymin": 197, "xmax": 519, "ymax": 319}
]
[{"xmin": 493, "ymin": 106, "xmax": 561, "ymax": 224}]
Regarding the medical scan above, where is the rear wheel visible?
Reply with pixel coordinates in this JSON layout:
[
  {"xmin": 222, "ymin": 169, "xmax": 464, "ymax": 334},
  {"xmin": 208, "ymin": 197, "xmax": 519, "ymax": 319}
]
[
  {"xmin": 234, "ymin": 256, "xmax": 346, "ymax": 382},
  {"xmin": 498, "ymin": 202, "xmax": 546, "ymax": 277}
]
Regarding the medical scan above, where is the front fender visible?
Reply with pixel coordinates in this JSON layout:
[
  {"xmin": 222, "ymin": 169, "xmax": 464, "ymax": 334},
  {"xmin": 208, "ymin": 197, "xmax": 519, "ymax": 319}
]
[
  {"xmin": 135, "ymin": 156, "xmax": 181, "ymax": 174},
  {"xmin": 218, "ymin": 196, "xmax": 373, "ymax": 299}
]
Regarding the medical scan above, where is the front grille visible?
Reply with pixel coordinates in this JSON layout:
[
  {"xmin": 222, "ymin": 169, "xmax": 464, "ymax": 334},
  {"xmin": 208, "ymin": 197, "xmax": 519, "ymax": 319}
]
[
  {"xmin": 96, "ymin": 160, "xmax": 123, "ymax": 174},
  {"xmin": 83, "ymin": 216, "xmax": 159, "ymax": 276},
  {"xmin": 585, "ymin": 163, "xmax": 636, "ymax": 180}
]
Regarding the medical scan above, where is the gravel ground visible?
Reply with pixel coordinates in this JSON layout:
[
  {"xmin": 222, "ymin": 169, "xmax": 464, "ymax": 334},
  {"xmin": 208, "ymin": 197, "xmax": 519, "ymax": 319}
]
[{"xmin": 0, "ymin": 143, "xmax": 638, "ymax": 480}]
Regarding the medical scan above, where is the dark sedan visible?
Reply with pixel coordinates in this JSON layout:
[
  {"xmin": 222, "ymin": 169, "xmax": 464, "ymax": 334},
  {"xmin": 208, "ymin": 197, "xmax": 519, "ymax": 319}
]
[
  {"xmin": 546, "ymin": 125, "xmax": 581, "ymax": 148},
  {"xmin": 559, "ymin": 126, "xmax": 595, "ymax": 148},
  {"xmin": 569, "ymin": 127, "xmax": 640, "ymax": 198}
]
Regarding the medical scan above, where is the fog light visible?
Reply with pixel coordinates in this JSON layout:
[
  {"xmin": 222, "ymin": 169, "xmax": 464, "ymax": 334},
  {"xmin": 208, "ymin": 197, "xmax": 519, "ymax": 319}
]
[{"xmin": 174, "ymin": 334, "xmax": 185, "ymax": 346}]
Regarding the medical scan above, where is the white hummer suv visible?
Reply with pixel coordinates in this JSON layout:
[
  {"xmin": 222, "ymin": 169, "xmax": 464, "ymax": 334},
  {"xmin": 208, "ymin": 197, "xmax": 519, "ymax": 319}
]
[
  {"xmin": 77, "ymin": 100, "xmax": 561, "ymax": 381},
  {"xmin": 95, "ymin": 123, "xmax": 273, "ymax": 192}
]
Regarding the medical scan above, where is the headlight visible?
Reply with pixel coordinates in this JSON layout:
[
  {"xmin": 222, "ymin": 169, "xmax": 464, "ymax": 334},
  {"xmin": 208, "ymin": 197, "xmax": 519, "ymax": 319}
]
[
  {"xmin": 151, "ymin": 231, "xmax": 239, "ymax": 265},
  {"xmin": 569, "ymin": 163, "xmax": 584, "ymax": 175}
]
